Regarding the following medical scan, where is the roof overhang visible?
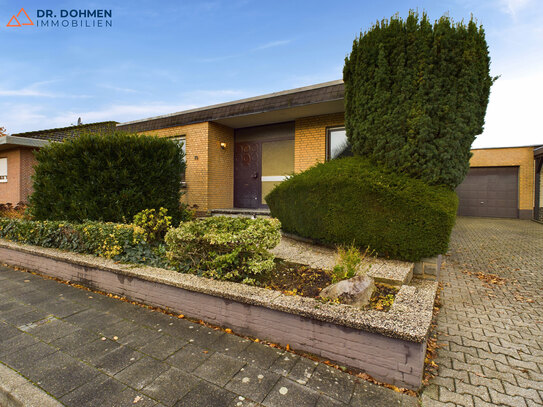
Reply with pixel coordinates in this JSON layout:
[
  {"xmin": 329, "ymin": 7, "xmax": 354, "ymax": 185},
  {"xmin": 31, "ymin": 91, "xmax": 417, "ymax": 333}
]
[
  {"xmin": 117, "ymin": 80, "xmax": 345, "ymax": 132},
  {"xmin": 0, "ymin": 135, "xmax": 49, "ymax": 151}
]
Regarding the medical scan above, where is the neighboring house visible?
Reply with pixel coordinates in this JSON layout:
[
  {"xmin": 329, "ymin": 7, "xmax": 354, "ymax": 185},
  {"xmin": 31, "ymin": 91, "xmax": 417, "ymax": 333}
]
[
  {"xmin": 117, "ymin": 80, "xmax": 542, "ymax": 220},
  {"xmin": 0, "ymin": 121, "xmax": 117, "ymax": 204}
]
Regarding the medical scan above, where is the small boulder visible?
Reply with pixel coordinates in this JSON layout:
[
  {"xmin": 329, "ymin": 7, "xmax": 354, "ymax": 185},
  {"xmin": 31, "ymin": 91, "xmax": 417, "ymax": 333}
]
[{"xmin": 319, "ymin": 275, "xmax": 375, "ymax": 308}]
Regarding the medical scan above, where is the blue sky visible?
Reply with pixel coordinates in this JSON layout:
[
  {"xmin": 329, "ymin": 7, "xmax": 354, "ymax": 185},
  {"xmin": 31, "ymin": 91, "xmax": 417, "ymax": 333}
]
[{"xmin": 1, "ymin": 0, "xmax": 542, "ymax": 147}]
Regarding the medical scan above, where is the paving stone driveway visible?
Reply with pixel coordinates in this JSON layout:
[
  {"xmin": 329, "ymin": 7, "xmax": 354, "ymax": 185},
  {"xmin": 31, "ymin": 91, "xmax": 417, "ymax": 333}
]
[
  {"xmin": 0, "ymin": 267, "xmax": 416, "ymax": 406},
  {"xmin": 423, "ymin": 217, "xmax": 543, "ymax": 407}
]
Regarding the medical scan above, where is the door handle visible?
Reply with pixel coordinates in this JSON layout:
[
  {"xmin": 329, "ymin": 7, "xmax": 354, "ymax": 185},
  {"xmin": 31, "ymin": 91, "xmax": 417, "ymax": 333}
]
[{"xmin": 252, "ymin": 172, "xmax": 259, "ymax": 179}]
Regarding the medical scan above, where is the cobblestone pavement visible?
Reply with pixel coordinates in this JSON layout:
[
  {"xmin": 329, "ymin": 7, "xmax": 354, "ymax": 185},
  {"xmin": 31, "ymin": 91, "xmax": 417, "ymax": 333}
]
[
  {"xmin": 0, "ymin": 266, "xmax": 417, "ymax": 406},
  {"xmin": 423, "ymin": 217, "xmax": 543, "ymax": 407}
]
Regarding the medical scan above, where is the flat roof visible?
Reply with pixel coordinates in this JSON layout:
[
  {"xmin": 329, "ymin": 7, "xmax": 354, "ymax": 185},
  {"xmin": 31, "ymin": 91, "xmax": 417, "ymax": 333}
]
[
  {"xmin": 471, "ymin": 144, "xmax": 542, "ymax": 150},
  {"xmin": 0, "ymin": 135, "xmax": 49, "ymax": 151},
  {"xmin": 117, "ymin": 80, "xmax": 344, "ymax": 132}
]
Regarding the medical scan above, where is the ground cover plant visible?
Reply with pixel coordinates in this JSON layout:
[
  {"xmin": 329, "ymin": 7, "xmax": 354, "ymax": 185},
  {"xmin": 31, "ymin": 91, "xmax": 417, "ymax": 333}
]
[{"xmin": 30, "ymin": 131, "xmax": 189, "ymax": 224}]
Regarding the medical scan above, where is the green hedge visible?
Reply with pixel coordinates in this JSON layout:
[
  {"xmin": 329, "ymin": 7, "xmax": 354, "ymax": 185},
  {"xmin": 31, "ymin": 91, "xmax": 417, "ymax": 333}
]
[
  {"xmin": 30, "ymin": 131, "xmax": 186, "ymax": 224},
  {"xmin": 0, "ymin": 218, "xmax": 156, "ymax": 264},
  {"xmin": 266, "ymin": 157, "xmax": 457, "ymax": 261},
  {"xmin": 344, "ymin": 12, "xmax": 494, "ymax": 189},
  {"xmin": 165, "ymin": 216, "xmax": 281, "ymax": 284}
]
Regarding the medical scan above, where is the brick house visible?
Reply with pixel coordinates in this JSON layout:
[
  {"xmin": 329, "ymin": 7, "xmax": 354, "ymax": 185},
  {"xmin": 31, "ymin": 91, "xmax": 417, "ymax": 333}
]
[
  {"xmin": 0, "ymin": 122, "xmax": 116, "ymax": 204},
  {"xmin": 117, "ymin": 80, "xmax": 542, "ymax": 220},
  {"xmin": 1, "ymin": 81, "xmax": 540, "ymax": 220}
]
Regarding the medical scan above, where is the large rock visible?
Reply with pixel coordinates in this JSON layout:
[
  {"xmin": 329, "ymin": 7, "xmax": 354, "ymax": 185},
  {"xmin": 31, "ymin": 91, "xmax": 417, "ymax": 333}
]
[{"xmin": 319, "ymin": 275, "xmax": 375, "ymax": 308}]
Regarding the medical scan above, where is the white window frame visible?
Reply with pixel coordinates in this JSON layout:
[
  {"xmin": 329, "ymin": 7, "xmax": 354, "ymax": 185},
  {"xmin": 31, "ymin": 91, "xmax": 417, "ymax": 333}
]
[
  {"xmin": 170, "ymin": 135, "xmax": 186, "ymax": 187},
  {"xmin": 0, "ymin": 158, "xmax": 7, "ymax": 183},
  {"xmin": 326, "ymin": 126, "xmax": 349, "ymax": 160}
]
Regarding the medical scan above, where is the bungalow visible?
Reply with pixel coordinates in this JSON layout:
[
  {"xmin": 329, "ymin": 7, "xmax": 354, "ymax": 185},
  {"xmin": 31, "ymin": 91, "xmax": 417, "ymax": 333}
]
[
  {"xmin": 0, "ymin": 80, "xmax": 540, "ymax": 220},
  {"xmin": 117, "ymin": 80, "xmax": 542, "ymax": 220}
]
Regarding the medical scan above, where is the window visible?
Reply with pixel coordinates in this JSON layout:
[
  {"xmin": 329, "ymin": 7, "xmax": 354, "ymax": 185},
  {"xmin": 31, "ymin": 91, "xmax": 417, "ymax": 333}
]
[
  {"xmin": 170, "ymin": 136, "xmax": 186, "ymax": 185},
  {"xmin": 326, "ymin": 127, "xmax": 352, "ymax": 160},
  {"xmin": 0, "ymin": 158, "xmax": 7, "ymax": 183}
]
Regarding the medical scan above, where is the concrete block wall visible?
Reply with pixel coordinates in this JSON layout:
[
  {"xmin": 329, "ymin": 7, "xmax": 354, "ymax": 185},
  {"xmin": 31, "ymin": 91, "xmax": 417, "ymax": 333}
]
[
  {"xmin": 294, "ymin": 112, "xmax": 344, "ymax": 173},
  {"xmin": 470, "ymin": 147, "xmax": 535, "ymax": 219},
  {"xmin": 0, "ymin": 245, "xmax": 426, "ymax": 390}
]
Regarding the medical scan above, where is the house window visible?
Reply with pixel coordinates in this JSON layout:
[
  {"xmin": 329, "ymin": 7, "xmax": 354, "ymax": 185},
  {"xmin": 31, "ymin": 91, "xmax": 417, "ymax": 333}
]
[
  {"xmin": 170, "ymin": 136, "xmax": 186, "ymax": 184},
  {"xmin": 0, "ymin": 158, "xmax": 7, "ymax": 183},
  {"xmin": 326, "ymin": 127, "xmax": 352, "ymax": 160}
]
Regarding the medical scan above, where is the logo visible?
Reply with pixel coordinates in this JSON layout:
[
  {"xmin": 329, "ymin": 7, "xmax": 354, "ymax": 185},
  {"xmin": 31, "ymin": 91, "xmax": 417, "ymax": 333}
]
[{"xmin": 6, "ymin": 8, "xmax": 34, "ymax": 27}]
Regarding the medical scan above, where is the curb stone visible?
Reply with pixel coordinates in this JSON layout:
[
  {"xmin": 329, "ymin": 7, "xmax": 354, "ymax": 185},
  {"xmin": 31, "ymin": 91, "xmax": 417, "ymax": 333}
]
[{"xmin": 0, "ymin": 363, "xmax": 63, "ymax": 407}]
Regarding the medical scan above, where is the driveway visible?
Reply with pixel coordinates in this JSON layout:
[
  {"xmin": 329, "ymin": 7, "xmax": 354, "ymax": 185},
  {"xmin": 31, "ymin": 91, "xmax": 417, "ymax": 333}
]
[{"xmin": 422, "ymin": 217, "xmax": 543, "ymax": 406}]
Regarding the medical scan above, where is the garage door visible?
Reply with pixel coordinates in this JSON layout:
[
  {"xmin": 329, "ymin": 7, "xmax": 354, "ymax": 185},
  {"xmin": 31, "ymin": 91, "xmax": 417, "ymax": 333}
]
[{"xmin": 456, "ymin": 167, "xmax": 519, "ymax": 218}]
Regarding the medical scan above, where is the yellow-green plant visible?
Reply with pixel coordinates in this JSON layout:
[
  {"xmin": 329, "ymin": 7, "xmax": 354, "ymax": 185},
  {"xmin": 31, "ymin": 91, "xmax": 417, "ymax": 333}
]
[
  {"xmin": 332, "ymin": 245, "xmax": 366, "ymax": 283},
  {"xmin": 133, "ymin": 207, "xmax": 172, "ymax": 243},
  {"xmin": 165, "ymin": 216, "xmax": 281, "ymax": 284}
]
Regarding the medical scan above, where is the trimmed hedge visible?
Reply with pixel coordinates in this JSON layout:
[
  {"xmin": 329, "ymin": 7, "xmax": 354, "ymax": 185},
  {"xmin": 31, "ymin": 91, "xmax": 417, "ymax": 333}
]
[
  {"xmin": 165, "ymin": 216, "xmax": 281, "ymax": 284},
  {"xmin": 266, "ymin": 157, "xmax": 457, "ymax": 262},
  {"xmin": 0, "ymin": 217, "xmax": 156, "ymax": 264},
  {"xmin": 30, "ymin": 131, "xmax": 186, "ymax": 224},
  {"xmin": 344, "ymin": 12, "xmax": 494, "ymax": 189}
]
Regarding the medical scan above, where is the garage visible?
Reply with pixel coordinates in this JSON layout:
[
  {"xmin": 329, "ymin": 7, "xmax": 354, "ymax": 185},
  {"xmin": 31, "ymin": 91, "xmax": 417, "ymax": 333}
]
[{"xmin": 456, "ymin": 167, "xmax": 519, "ymax": 218}]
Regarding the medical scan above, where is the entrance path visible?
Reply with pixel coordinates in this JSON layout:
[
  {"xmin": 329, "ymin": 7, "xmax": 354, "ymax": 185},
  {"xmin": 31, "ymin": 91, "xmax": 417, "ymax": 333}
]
[
  {"xmin": 0, "ymin": 266, "xmax": 416, "ymax": 406},
  {"xmin": 423, "ymin": 217, "xmax": 543, "ymax": 406}
]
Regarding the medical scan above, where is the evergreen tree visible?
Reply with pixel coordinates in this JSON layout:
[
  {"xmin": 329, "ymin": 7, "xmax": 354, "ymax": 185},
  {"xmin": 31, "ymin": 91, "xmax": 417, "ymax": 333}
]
[{"xmin": 343, "ymin": 12, "xmax": 495, "ymax": 189}]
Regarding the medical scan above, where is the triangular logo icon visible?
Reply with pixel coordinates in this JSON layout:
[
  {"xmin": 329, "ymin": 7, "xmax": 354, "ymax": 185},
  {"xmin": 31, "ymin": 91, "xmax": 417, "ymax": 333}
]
[
  {"xmin": 6, "ymin": 15, "xmax": 21, "ymax": 27},
  {"xmin": 17, "ymin": 8, "xmax": 34, "ymax": 26}
]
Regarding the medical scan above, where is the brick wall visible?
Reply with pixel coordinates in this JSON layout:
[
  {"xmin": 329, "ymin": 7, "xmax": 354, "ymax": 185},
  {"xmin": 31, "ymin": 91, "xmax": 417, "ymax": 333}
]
[
  {"xmin": 208, "ymin": 122, "xmax": 234, "ymax": 209},
  {"xmin": 141, "ymin": 122, "xmax": 234, "ymax": 212},
  {"xmin": 0, "ymin": 149, "xmax": 21, "ymax": 204},
  {"xmin": 470, "ymin": 147, "xmax": 535, "ymax": 217},
  {"xmin": 294, "ymin": 112, "xmax": 344, "ymax": 172},
  {"xmin": 19, "ymin": 148, "xmax": 38, "ymax": 203}
]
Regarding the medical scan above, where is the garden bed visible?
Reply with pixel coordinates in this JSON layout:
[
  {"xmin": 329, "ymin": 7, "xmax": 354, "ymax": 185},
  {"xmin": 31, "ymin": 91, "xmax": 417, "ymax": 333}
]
[{"xmin": 0, "ymin": 238, "xmax": 436, "ymax": 390}]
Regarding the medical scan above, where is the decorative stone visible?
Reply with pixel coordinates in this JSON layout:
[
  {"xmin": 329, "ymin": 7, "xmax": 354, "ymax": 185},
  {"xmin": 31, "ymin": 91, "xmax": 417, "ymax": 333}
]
[{"xmin": 319, "ymin": 275, "xmax": 375, "ymax": 308}]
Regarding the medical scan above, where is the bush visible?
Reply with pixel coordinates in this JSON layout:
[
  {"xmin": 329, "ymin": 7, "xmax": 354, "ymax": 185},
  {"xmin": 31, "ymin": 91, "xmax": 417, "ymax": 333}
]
[
  {"xmin": 0, "ymin": 217, "xmax": 158, "ymax": 264},
  {"xmin": 165, "ymin": 216, "xmax": 281, "ymax": 284},
  {"xmin": 29, "ymin": 131, "xmax": 186, "ymax": 224},
  {"xmin": 332, "ymin": 245, "xmax": 366, "ymax": 283},
  {"xmin": 133, "ymin": 207, "xmax": 172, "ymax": 244},
  {"xmin": 266, "ymin": 157, "xmax": 458, "ymax": 262},
  {"xmin": 344, "ymin": 12, "xmax": 494, "ymax": 188}
]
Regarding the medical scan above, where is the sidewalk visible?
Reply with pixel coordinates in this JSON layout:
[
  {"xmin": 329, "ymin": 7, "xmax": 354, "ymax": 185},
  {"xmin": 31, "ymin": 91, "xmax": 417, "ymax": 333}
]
[{"xmin": 0, "ymin": 265, "xmax": 416, "ymax": 407}]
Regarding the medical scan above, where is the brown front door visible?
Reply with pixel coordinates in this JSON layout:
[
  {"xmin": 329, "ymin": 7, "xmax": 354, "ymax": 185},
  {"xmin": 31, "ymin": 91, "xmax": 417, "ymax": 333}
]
[{"xmin": 234, "ymin": 142, "xmax": 261, "ymax": 208}]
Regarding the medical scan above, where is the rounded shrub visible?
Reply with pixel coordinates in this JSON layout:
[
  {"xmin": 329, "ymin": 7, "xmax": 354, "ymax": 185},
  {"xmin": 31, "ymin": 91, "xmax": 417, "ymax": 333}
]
[
  {"xmin": 30, "ymin": 131, "xmax": 186, "ymax": 224},
  {"xmin": 266, "ymin": 157, "xmax": 458, "ymax": 262}
]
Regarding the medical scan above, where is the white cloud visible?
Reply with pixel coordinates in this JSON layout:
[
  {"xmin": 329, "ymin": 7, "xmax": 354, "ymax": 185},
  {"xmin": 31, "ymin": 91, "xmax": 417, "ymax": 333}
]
[
  {"xmin": 500, "ymin": 0, "xmax": 533, "ymax": 17},
  {"xmin": 473, "ymin": 68, "xmax": 543, "ymax": 148},
  {"xmin": 254, "ymin": 40, "xmax": 291, "ymax": 50}
]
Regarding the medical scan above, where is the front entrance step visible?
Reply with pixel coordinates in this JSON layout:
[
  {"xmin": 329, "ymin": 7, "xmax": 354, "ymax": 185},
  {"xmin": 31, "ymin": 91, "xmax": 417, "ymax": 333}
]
[
  {"xmin": 210, "ymin": 208, "xmax": 271, "ymax": 218},
  {"xmin": 365, "ymin": 259, "xmax": 414, "ymax": 286}
]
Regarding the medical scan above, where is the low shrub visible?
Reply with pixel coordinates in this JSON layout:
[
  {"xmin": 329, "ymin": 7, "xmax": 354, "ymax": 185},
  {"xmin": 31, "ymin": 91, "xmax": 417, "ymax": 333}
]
[
  {"xmin": 133, "ymin": 207, "xmax": 172, "ymax": 244},
  {"xmin": 0, "ymin": 217, "xmax": 161, "ymax": 264},
  {"xmin": 266, "ymin": 157, "xmax": 458, "ymax": 262},
  {"xmin": 165, "ymin": 216, "xmax": 281, "ymax": 284}
]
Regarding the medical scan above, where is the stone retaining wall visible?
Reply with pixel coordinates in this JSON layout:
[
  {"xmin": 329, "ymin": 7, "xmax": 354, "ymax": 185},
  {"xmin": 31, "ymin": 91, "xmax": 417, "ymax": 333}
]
[{"xmin": 0, "ymin": 241, "xmax": 434, "ymax": 390}]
